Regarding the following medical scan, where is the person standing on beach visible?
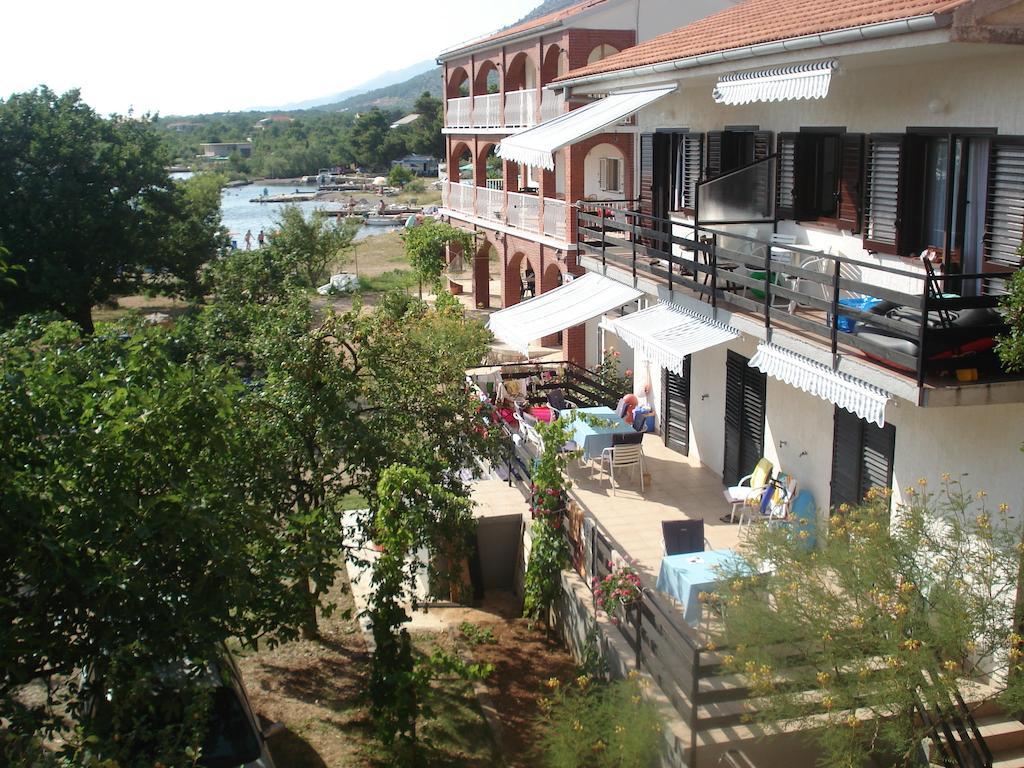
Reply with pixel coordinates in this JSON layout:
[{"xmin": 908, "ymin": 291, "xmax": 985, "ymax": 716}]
[
  {"xmin": 244, "ymin": 230, "xmax": 253, "ymax": 250},
  {"xmin": 257, "ymin": 230, "xmax": 265, "ymax": 248}
]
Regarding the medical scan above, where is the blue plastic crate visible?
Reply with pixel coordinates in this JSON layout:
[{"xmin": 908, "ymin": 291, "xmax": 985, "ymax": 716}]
[{"xmin": 836, "ymin": 297, "xmax": 882, "ymax": 332}]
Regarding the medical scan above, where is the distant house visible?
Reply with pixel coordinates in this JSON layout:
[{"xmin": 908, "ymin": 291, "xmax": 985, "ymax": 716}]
[
  {"xmin": 391, "ymin": 154, "xmax": 438, "ymax": 176},
  {"xmin": 198, "ymin": 142, "xmax": 252, "ymax": 159},
  {"xmin": 166, "ymin": 121, "xmax": 199, "ymax": 132},
  {"xmin": 254, "ymin": 115, "xmax": 294, "ymax": 129},
  {"xmin": 390, "ymin": 113, "xmax": 421, "ymax": 129}
]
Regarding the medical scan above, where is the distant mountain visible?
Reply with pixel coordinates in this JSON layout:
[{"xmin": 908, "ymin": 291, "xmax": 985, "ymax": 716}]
[
  {"xmin": 308, "ymin": 0, "xmax": 582, "ymax": 113},
  {"xmin": 253, "ymin": 59, "xmax": 437, "ymax": 112},
  {"xmin": 510, "ymin": 0, "xmax": 579, "ymax": 25},
  {"xmin": 315, "ymin": 67, "xmax": 442, "ymax": 113},
  {"xmin": 242, "ymin": 0, "xmax": 582, "ymax": 115}
]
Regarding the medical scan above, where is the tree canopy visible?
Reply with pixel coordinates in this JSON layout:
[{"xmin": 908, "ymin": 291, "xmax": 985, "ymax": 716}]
[{"xmin": 0, "ymin": 87, "xmax": 226, "ymax": 331}]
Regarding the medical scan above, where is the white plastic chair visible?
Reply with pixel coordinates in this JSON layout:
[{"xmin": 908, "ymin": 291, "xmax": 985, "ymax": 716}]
[
  {"xmin": 599, "ymin": 441, "xmax": 645, "ymax": 496},
  {"xmin": 723, "ymin": 458, "xmax": 773, "ymax": 522}
]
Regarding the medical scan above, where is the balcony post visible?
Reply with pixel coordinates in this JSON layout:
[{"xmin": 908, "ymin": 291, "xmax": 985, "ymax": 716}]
[
  {"xmin": 764, "ymin": 246, "xmax": 772, "ymax": 332},
  {"xmin": 710, "ymin": 233, "xmax": 718, "ymax": 311},
  {"xmin": 831, "ymin": 257, "xmax": 841, "ymax": 368},
  {"xmin": 600, "ymin": 208, "xmax": 607, "ymax": 269},
  {"xmin": 916, "ymin": 277, "xmax": 930, "ymax": 388}
]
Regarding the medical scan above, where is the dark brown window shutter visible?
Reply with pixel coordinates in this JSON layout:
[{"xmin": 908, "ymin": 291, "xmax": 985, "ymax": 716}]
[
  {"xmin": 680, "ymin": 133, "xmax": 703, "ymax": 213},
  {"xmin": 983, "ymin": 137, "xmax": 1024, "ymax": 282},
  {"xmin": 837, "ymin": 133, "xmax": 864, "ymax": 233},
  {"xmin": 705, "ymin": 131, "xmax": 723, "ymax": 181},
  {"xmin": 639, "ymin": 133, "xmax": 654, "ymax": 222},
  {"xmin": 776, "ymin": 133, "xmax": 798, "ymax": 221},
  {"xmin": 862, "ymin": 134, "xmax": 905, "ymax": 255},
  {"xmin": 753, "ymin": 130, "xmax": 773, "ymax": 162}
]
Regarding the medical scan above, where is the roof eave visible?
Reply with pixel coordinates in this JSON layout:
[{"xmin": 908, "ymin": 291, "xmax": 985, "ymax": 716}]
[
  {"xmin": 437, "ymin": 19, "xmax": 565, "ymax": 61},
  {"xmin": 553, "ymin": 11, "xmax": 956, "ymax": 91}
]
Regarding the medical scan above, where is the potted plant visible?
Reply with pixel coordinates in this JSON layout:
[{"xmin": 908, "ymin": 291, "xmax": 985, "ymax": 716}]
[{"xmin": 593, "ymin": 561, "xmax": 642, "ymax": 626}]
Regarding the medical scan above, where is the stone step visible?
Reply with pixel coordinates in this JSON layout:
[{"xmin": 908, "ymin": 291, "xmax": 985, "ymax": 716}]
[{"xmin": 993, "ymin": 746, "xmax": 1024, "ymax": 768}]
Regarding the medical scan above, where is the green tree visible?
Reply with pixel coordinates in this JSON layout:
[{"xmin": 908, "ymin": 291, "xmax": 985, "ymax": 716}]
[
  {"xmin": 996, "ymin": 244, "xmax": 1024, "ymax": 372},
  {"xmin": 0, "ymin": 87, "xmax": 222, "ymax": 331},
  {"xmin": 388, "ymin": 163, "xmax": 414, "ymax": 188},
  {"xmin": 402, "ymin": 220, "xmax": 475, "ymax": 296},
  {"xmin": 267, "ymin": 204, "xmax": 360, "ymax": 288},
  {"xmin": 348, "ymin": 108, "xmax": 392, "ymax": 169},
  {"xmin": 408, "ymin": 91, "xmax": 444, "ymax": 160},
  {"xmin": 717, "ymin": 481, "xmax": 1024, "ymax": 768},
  {"xmin": 0, "ymin": 316, "xmax": 296, "ymax": 762},
  {"xmin": 147, "ymin": 172, "xmax": 230, "ymax": 300}
]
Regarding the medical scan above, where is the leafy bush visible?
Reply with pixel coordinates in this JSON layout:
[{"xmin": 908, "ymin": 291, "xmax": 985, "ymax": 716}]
[{"xmin": 537, "ymin": 673, "xmax": 663, "ymax": 768}]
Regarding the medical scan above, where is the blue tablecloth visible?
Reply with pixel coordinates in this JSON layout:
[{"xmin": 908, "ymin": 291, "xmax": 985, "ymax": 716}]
[
  {"xmin": 564, "ymin": 406, "xmax": 636, "ymax": 461},
  {"xmin": 655, "ymin": 549, "xmax": 746, "ymax": 626}
]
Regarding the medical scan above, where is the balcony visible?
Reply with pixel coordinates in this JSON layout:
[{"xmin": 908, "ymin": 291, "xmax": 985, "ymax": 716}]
[
  {"xmin": 445, "ymin": 89, "xmax": 566, "ymax": 131},
  {"xmin": 575, "ymin": 203, "xmax": 1017, "ymax": 390},
  {"xmin": 443, "ymin": 181, "xmax": 568, "ymax": 242}
]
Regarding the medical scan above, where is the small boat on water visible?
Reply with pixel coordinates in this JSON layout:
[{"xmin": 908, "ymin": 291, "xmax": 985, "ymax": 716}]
[{"xmin": 363, "ymin": 214, "xmax": 407, "ymax": 227}]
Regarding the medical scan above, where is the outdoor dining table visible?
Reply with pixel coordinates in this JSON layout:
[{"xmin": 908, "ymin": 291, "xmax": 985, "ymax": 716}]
[
  {"xmin": 655, "ymin": 548, "xmax": 748, "ymax": 626},
  {"xmin": 563, "ymin": 406, "xmax": 636, "ymax": 461}
]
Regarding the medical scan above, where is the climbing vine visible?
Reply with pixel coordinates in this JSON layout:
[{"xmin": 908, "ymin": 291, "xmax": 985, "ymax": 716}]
[
  {"xmin": 367, "ymin": 463, "xmax": 479, "ymax": 763},
  {"xmin": 402, "ymin": 220, "xmax": 475, "ymax": 293},
  {"xmin": 523, "ymin": 418, "xmax": 576, "ymax": 626}
]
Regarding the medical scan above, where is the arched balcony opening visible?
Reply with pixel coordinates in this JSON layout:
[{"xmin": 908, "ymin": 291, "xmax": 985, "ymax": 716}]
[
  {"xmin": 446, "ymin": 67, "xmax": 469, "ymax": 99},
  {"xmin": 583, "ymin": 143, "xmax": 626, "ymax": 201},
  {"xmin": 586, "ymin": 43, "xmax": 620, "ymax": 65},
  {"xmin": 473, "ymin": 60, "xmax": 501, "ymax": 96}
]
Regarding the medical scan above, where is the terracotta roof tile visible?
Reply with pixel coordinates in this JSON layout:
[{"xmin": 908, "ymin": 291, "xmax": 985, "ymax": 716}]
[
  {"xmin": 443, "ymin": 0, "xmax": 609, "ymax": 56},
  {"xmin": 558, "ymin": 0, "xmax": 970, "ymax": 81}
]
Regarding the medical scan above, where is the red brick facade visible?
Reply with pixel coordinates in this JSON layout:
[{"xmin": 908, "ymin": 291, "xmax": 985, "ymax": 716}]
[{"xmin": 441, "ymin": 25, "xmax": 639, "ymax": 365}]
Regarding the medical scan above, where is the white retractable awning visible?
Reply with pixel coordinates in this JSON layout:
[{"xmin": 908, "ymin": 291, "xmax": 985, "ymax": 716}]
[
  {"xmin": 712, "ymin": 59, "xmax": 838, "ymax": 105},
  {"xmin": 748, "ymin": 343, "xmax": 890, "ymax": 427},
  {"xmin": 602, "ymin": 302, "xmax": 739, "ymax": 376},
  {"xmin": 487, "ymin": 272, "xmax": 642, "ymax": 356},
  {"xmin": 496, "ymin": 86, "xmax": 677, "ymax": 170}
]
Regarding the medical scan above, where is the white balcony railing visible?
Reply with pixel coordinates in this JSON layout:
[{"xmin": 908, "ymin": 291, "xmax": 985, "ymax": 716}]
[
  {"xmin": 473, "ymin": 93, "xmax": 502, "ymax": 128},
  {"xmin": 475, "ymin": 186, "xmax": 504, "ymax": 220},
  {"xmin": 485, "ymin": 178, "xmax": 504, "ymax": 190},
  {"xmin": 507, "ymin": 191, "xmax": 542, "ymax": 234},
  {"xmin": 447, "ymin": 96, "xmax": 472, "ymax": 129},
  {"xmin": 444, "ymin": 181, "xmax": 475, "ymax": 216},
  {"xmin": 504, "ymin": 88, "xmax": 537, "ymax": 128},
  {"xmin": 542, "ymin": 198, "xmax": 567, "ymax": 241},
  {"xmin": 540, "ymin": 91, "xmax": 566, "ymax": 123},
  {"xmin": 444, "ymin": 182, "xmax": 568, "ymax": 242}
]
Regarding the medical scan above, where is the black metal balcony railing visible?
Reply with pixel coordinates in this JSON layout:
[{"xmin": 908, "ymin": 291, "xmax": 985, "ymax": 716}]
[{"xmin": 576, "ymin": 206, "xmax": 1017, "ymax": 388}]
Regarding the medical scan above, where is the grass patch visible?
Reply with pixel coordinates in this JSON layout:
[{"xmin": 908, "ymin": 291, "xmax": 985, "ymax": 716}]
[
  {"xmin": 358, "ymin": 270, "xmax": 417, "ymax": 293},
  {"xmin": 339, "ymin": 492, "xmax": 369, "ymax": 511}
]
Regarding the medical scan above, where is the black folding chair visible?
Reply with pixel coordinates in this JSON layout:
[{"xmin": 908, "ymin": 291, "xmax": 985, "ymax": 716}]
[{"xmin": 661, "ymin": 519, "xmax": 707, "ymax": 556}]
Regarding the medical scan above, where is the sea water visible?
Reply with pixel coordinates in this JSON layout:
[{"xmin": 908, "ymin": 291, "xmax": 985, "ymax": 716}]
[{"xmin": 170, "ymin": 174, "xmax": 401, "ymax": 245}]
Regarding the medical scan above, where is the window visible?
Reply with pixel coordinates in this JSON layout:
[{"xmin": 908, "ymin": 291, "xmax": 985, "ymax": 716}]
[
  {"xmin": 706, "ymin": 128, "xmax": 772, "ymax": 180},
  {"xmin": 599, "ymin": 157, "xmax": 622, "ymax": 193},
  {"xmin": 670, "ymin": 132, "xmax": 703, "ymax": 213},
  {"xmin": 776, "ymin": 130, "xmax": 863, "ymax": 228},
  {"xmin": 723, "ymin": 351, "xmax": 767, "ymax": 486},
  {"xmin": 860, "ymin": 128, "xmax": 1024, "ymax": 286},
  {"xmin": 829, "ymin": 408, "xmax": 896, "ymax": 511}
]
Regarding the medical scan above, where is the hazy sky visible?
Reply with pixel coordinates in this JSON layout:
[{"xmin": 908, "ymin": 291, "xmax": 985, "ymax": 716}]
[{"xmin": 0, "ymin": 0, "xmax": 541, "ymax": 116}]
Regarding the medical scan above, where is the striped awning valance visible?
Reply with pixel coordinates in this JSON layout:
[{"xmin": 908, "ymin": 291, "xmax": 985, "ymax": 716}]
[
  {"xmin": 748, "ymin": 342, "xmax": 890, "ymax": 427},
  {"xmin": 713, "ymin": 59, "xmax": 838, "ymax": 105},
  {"xmin": 602, "ymin": 302, "xmax": 740, "ymax": 376}
]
